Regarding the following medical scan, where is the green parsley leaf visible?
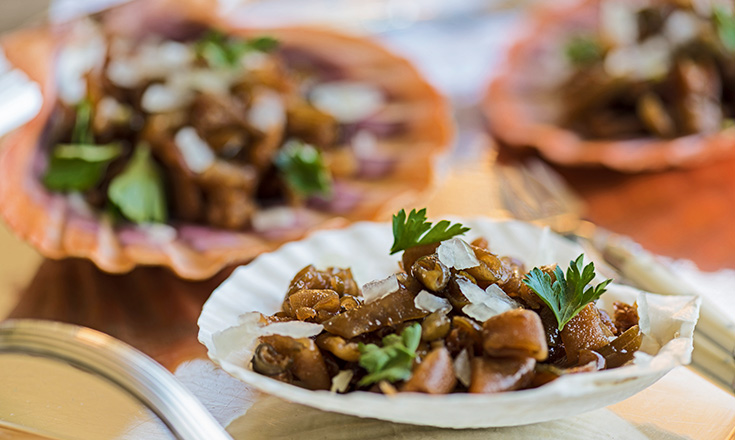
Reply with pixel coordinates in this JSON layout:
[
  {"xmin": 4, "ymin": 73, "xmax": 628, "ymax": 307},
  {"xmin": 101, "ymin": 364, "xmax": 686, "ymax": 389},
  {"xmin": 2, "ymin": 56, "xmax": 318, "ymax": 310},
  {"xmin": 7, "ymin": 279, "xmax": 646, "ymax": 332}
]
[
  {"xmin": 389, "ymin": 208, "xmax": 470, "ymax": 255},
  {"xmin": 44, "ymin": 144, "xmax": 122, "ymax": 191},
  {"xmin": 714, "ymin": 7, "xmax": 735, "ymax": 53},
  {"xmin": 249, "ymin": 36, "xmax": 280, "ymax": 52},
  {"xmin": 108, "ymin": 143, "xmax": 167, "ymax": 223},
  {"xmin": 565, "ymin": 35, "xmax": 603, "ymax": 66},
  {"xmin": 522, "ymin": 254, "xmax": 612, "ymax": 331},
  {"xmin": 72, "ymin": 99, "xmax": 94, "ymax": 145},
  {"xmin": 196, "ymin": 31, "xmax": 280, "ymax": 69},
  {"xmin": 43, "ymin": 100, "xmax": 123, "ymax": 192},
  {"xmin": 274, "ymin": 139, "xmax": 333, "ymax": 198},
  {"xmin": 357, "ymin": 322, "xmax": 421, "ymax": 386}
]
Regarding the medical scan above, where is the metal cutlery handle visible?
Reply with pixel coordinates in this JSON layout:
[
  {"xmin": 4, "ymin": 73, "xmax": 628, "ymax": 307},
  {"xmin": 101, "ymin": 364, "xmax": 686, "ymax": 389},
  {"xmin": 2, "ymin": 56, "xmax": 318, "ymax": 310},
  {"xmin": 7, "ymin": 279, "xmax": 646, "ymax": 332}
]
[{"xmin": 0, "ymin": 319, "xmax": 232, "ymax": 440}]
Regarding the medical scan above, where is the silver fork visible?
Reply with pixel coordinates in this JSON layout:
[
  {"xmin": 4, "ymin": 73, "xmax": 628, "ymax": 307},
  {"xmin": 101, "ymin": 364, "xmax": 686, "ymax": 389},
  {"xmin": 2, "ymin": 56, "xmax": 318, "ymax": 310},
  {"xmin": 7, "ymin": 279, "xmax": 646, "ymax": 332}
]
[{"xmin": 497, "ymin": 158, "xmax": 735, "ymax": 392}]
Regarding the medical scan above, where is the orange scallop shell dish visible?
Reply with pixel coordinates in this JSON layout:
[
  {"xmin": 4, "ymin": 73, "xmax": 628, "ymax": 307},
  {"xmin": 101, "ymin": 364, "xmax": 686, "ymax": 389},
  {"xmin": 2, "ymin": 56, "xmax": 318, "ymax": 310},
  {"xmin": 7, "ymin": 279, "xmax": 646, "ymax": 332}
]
[
  {"xmin": 484, "ymin": 0, "xmax": 735, "ymax": 172},
  {"xmin": 0, "ymin": 0, "xmax": 453, "ymax": 279}
]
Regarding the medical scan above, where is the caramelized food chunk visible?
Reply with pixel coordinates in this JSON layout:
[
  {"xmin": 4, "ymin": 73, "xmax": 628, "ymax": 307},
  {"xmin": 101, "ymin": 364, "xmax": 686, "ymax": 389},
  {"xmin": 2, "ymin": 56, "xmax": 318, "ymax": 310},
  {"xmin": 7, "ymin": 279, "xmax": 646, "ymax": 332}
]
[
  {"xmin": 482, "ymin": 309, "xmax": 548, "ymax": 361},
  {"xmin": 596, "ymin": 325, "xmax": 642, "ymax": 368},
  {"xmin": 402, "ymin": 347, "xmax": 457, "ymax": 394},
  {"xmin": 259, "ymin": 335, "xmax": 331, "ymax": 390},
  {"xmin": 469, "ymin": 356, "xmax": 535, "ymax": 394},
  {"xmin": 560, "ymin": 303, "xmax": 615, "ymax": 364},
  {"xmin": 322, "ymin": 288, "xmax": 428, "ymax": 339}
]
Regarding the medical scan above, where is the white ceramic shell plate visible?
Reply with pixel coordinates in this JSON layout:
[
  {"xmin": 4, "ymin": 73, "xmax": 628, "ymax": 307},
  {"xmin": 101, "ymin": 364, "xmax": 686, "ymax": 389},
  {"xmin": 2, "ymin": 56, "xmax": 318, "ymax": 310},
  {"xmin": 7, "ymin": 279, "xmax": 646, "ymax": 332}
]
[{"xmin": 197, "ymin": 219, "xmax": 700, "ymax": 428}]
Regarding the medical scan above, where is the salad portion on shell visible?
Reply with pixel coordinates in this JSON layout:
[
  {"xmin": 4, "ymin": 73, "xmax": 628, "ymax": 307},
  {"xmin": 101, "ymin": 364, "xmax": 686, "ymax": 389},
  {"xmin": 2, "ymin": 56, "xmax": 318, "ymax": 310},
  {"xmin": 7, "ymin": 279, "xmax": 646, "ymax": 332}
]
[
  {"xmin": 0, "ymin": 0, "xmax": 452, "ymax": 278},
  {"xmin": 199, "ymin": 210, "xmax": 699, "ymax": 428}
]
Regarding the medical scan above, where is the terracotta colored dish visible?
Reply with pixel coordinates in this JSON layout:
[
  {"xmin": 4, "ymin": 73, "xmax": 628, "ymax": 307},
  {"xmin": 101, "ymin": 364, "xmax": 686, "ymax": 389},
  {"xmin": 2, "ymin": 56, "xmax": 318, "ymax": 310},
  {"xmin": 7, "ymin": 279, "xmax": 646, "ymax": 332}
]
[
  {"xmin": 0, "ymin": 0, "xmax": 452, "ymax": 279},
  {"xmin": 484, "ymin": 0, "xmax": 735, "ymax": 172}
]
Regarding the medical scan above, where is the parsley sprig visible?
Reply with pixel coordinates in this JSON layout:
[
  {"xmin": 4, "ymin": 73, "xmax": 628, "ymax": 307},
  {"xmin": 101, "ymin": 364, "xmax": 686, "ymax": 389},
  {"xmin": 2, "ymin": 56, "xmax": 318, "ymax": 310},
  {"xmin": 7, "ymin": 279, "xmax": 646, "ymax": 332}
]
[
  {"xmin": 523, "ymin": 255, "xmax": 612, "ymax": 330},
  {"xmin": 196, "ymin": 31, "xmax": 279, "ymax": 69},
  {"xmin": 43, "ymin": 99, "xmax": 122, "ymax": 192},
  {"xmin": 714, "ymin": 7, "xmax": 735, "ymax": 53},
  {"xmin": 357, "ymin": 322, "xmax": 421, "ymax": 386},
  {"xmin": 108, "ymin": 143, "xmax": 167, "ymax": 223},
  {"xmin": 565, "ymin": 35, "xmax": 604, "ymax": 66},
  {"xmin": 275, "ymin": 140, "xmax": 332, "ymax": 198},
  {"xmin": 389, "ymin": 208, "xmax": 469, "ymax": 255}
]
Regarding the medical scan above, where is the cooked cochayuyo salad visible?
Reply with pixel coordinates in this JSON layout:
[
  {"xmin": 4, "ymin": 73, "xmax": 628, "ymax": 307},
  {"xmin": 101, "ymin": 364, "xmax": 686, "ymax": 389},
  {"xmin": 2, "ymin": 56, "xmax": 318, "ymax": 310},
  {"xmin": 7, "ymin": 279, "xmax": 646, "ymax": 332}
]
[
  {"xmin": 560, "ymin": 0, "xmax": 735, "ymax": 139},
  {"xmin": 44, "ymin": 21, "xmax": 400, "ymax": 229},
  {"xmin": 247, "ymin": 209, "xmax": 641, "ymax": 394}
]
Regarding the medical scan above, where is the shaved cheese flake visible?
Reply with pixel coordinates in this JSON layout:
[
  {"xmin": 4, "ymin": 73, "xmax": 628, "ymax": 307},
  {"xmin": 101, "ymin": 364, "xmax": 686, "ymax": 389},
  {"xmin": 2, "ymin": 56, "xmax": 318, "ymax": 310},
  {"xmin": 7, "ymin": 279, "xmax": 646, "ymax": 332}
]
[
  {"xmin": 414, "ymin": 290, "xmax": 451, "ymax": 313},
  {"xmin": 107, "ymin": 59, "xmax": 143, "ymax": 88},
  {"xmin": 137, "ymin": 223, "xmax": 177, "ymax": 244},
  {"xmin": 362, "ymin": 275, "xmax": 399, "ymax": 303},
  {"xmin": 454, "ymin": 349, "xmax": 471, "ymax": 388},
  {"xmin": 248, "ymin": 89, "xmax": 285, "ymax": 132},
  {"xmin": 459, "ymin": 279, "xmax": 519, "ymax": 322},
  {"xmin": 235, "ymin": 311, "xmax": 324, "ymax": 338},
  {"xmin": 252, "ymin": 207, "xmax": 298, "ymax": 233},
  {"xmin": 330, "ymin": 370, "xmax": 355, "ymax": 393},
  {"xmin": 438, "ymin": 238, "xmax": 479, "ymax": 270},
  {"xmin": 141, "ymin": 83, "xmax": 193, "ymax": 113},
  {"xmin": 174, "ymin": 127, "xmax": 216, "ymax": 173},
  {"xmin": 456, "ymin": 278, "xmax": 486, "ymax": 304},
  {"xmin": 260, "ymin": 320, "xmax": 324, "ymax": 338},
  {"xmin": 462, "ymin": 303, "xmax": 497, "ymax": 322},
  {"xmin": 56, "ymin": 20, "xmax": 106, "ymax": 104},
  {"xmin": 310, "ymin": 81, "xmax": 384, "ymax": 123},
  {"xmin": 485, "ymin": 284, "xmax": 521, "ymax": 311}
]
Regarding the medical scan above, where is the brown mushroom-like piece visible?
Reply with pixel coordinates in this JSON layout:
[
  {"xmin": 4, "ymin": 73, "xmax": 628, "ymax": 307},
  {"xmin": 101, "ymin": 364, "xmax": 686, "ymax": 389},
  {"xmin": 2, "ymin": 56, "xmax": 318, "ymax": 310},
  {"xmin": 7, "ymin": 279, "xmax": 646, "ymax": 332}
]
[
  {"xmin": 468, "ymin": 356, "xmax": 535, "ymax": 394},
  {"xmin": 482, "ymin": 309, "xmax": 548, "ymax": 361},
  {"xmin": 260, "ymin": 335, "xmax": 331, "ymax": 390},
  {"xmin": 465, "ymin": 245, "xmax": 513, "ymax": 287},
  {"xmin": 252, "ymin": 342, "xmax": 293, "ymax": 376},
  {"xmin": 315, "ymin": 334, "xmax": 361, "ymax": 362},
  {"xmin": 596, "ymin": 325, "xmax": 642, "ymax": 368},
  {"xmin": 411, "ymin": 254, "xmax": 450, "ymax": 292},
  {"xmin": 402, "ymin": 347, "xmax": 457, "ymax": 394}
]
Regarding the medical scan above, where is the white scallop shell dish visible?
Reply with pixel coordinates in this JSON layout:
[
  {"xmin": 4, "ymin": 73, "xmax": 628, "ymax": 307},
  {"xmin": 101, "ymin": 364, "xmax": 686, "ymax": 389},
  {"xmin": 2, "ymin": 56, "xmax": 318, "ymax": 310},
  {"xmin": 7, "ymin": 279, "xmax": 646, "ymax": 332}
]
[{"xmin": 197, "ymin": 219, "xmax": 700, "ymax": 428}]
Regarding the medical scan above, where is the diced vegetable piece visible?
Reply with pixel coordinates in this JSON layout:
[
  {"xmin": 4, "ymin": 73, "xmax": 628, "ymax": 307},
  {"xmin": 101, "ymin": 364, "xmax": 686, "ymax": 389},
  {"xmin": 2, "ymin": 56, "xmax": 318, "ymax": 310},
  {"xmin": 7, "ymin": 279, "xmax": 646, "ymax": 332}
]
[
  {"xmin": 482, "ymin": 309, "xmax": 548, "ymax": 361},
  {"xmin": 469, "ymin": 356, "xmax": 535, "ymax": 394},
  {"xmin": 595, "ymin": 325, "xmax": 642, "ymax": 368},
  {"xmin": 402, "ymin": 347, "xmax": 457, "ymax": 394},
  {"xmin": 322, "ymin": 288, "xmax": 428, "ymax": 339},
  {"xmin": 560, "ymin": 303, "xmax": 615, "ymax": 363}
]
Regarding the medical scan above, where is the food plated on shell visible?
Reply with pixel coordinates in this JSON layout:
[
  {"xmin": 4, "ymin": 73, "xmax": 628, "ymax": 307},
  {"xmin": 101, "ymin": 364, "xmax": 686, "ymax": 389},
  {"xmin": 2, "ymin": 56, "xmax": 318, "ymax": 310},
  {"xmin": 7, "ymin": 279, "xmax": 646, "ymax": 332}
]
[
  {"xmin": 485, "ymin": 0, "xmax": 735, "ymax": 172},
  {"xmin": 0, "ymin": 0, "xmax": 452, "ymax": 279},
  {"xmin": 198, "ymin": 209, "xmax": 699, "ymax": 428}
]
